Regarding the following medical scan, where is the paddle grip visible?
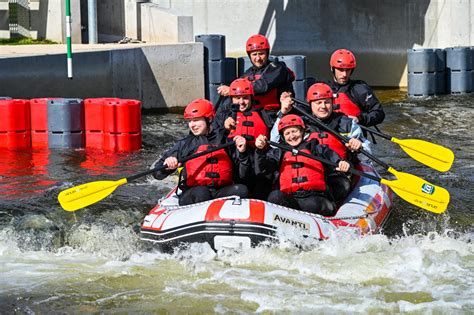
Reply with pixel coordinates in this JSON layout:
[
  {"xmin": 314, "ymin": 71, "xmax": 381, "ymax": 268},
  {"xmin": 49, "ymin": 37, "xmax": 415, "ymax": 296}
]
[
  {"xmin": 268, "ymin": 141, "xmax": 381, "ymax": 182},
  {"xmin": 126, "ymin": 141, "xmax": 236, "ymax": 182},
  {"xmin": 291, "ymin": 98, "xmax": 390, "ymax": 170}
]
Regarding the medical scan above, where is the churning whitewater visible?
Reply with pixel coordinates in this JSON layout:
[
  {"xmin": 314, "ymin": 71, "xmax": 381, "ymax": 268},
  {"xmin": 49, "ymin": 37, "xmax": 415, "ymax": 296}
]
[{"xmin": 0, "ymin": 92, "xmax": 473, "ymax": 313}]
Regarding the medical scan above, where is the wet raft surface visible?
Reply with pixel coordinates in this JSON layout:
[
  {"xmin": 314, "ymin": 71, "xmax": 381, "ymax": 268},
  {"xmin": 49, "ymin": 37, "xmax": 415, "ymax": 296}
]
[{"xmin": 0, "ymin": 91, "xmax": 473, "ymax": 313}]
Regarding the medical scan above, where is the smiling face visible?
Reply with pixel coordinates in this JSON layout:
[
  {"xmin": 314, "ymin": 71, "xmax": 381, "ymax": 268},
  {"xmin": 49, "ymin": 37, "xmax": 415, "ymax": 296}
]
[
  {"xmin": 249, "ymin": 49, "xmax": 268, "ymax": 68},
  {"xmin": 333, "ymin": 67, "xmax": 352, "ymax": 85},
  {"xmin": 232, "ymin": 95, "xmax": 252, "ymax": 112},
  {"xmin": 187, "ymin": 117, "xmax": 208, "ymax": 136},
  {"xmin": 311, "ymin": 98, "xmax": 333, "ymax": 120},
  {"xmin": 282, "ymin": 126, "xmax": 303, "ymax": 147}
]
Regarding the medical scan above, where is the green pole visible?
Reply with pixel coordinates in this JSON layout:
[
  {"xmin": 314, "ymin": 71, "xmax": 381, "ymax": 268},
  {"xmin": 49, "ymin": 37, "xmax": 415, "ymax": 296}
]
[{"xmin": 66, "ymin": 0, "xmax": 73, "ymax": 79}]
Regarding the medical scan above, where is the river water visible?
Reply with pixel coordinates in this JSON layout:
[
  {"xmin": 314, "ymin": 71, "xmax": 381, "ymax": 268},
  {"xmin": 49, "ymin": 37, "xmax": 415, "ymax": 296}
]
[{"xmin": 1, "ymin": 91, "xmax": 473, "ymax": 313}]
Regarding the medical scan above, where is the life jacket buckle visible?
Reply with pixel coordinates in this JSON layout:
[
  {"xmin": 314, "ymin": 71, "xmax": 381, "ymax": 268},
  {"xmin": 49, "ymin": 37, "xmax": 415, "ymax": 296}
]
[
  {"xmin": 205, "ymin": 172, "xmax": 220, "ymax": 178},
  {"xmin": 292, "ymin": 176, "xmax": 308, "ymax": 184}
]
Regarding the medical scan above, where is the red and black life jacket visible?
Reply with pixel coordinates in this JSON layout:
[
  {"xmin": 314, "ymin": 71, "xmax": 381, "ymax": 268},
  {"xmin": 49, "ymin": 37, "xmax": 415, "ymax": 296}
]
[
  {"xmin": 228, "ymin": 111, "xmax": 269, "ymax": 147},
  {"xmin": 334, "ymin": 92, "xmax": 361, "ymax": 117},
  {"xmin": 242, "ymin": 73, "xmax": 279, "ymax": 111},
  {"xmin": 279, "ymin": 149, "xmax": 326, "ymax": 193},
  {"xmin": 308, "ymin": 131, "xmax": 347, "ymax": 159},
  {"xmin": 184, "ymin": 144, "xmax": 233, "ymax": 187}
]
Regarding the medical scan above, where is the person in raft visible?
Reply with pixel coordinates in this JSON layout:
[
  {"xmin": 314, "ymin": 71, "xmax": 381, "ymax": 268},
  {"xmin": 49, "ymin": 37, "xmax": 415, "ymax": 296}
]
[
  {"xmin": 278, "ymin": 83, "xmax": 367, "ymax": 203},
  {"xmin": 152, "ymin": 98, "xmax": 250, "ymax": 206},
  {"xmin": 326, "ymin": 48, "xmax": 385, "ymax": 128},
  {"xmin": 215, "ymin": 34, "xmax": 295, "ymax": 126},
  {"xmin": 254, "ymin": 114, "xmax": 351, "ymax": 216},
  {"xmin": 222, "ymin": 78, "xmax": 274, "ymax": 199}
]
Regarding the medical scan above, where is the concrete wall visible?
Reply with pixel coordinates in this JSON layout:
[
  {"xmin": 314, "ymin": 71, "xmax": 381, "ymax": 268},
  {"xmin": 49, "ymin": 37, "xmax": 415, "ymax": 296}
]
[
  {"xmin": 124, "ymin": 0, "xmax": 147, "ymax": 40},
  {"xmin": 161, "ymin": 0, "xmax": 473, "ymax": 87},
  {"xmin": 2, "ymin": 0, "xmax": 473, "ymax": 88},
  {"xmin": 0, "ymin": 43, "xmax": 204, "ymax": 110},
  {"xmin": 97, "ymin": 0, "xmax": 126, "ymax": 42},
  {"xmin": 140, "ymin": 3, "xmax": 193, "ymax": 43},
  {"xmin": 423, "ymin": 0, "xmax": 474, "ymax": 47},
  {"xmin": 27, "ymin": 0, "xmax": 82, "ymax": 43}
]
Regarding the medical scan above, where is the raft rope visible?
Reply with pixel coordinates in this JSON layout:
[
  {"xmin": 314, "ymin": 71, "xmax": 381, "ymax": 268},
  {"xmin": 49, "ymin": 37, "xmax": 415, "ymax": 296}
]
[
  {"xmin": 161, "ymin": 195, "xmax": 370, "ymax": 222},
  {"xmin": 323, "ymin": 214, "xmax": 369, "ymax": 221}
]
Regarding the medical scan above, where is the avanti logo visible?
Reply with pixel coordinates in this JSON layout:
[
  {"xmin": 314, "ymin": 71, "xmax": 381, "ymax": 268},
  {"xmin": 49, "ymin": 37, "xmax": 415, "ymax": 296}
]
[
  {"xmin": 273, "ymin": 214, "xmax": 310, "ymax": 232},
  {"xmin": 421, "ymin": 183, "xmax": 435, "ymax": 195}
]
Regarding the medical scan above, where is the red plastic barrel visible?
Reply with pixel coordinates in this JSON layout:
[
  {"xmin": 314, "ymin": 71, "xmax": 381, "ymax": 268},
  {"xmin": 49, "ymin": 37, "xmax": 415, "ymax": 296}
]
[
  {"xmin": 102, "ymin": 99, "xmax": 142, "ymax": 151},
  {"xmin": 103, "ymin": 133, "xmax": 142, "ymax": 152},
  {"xmin": 103, "ymin": 99, "xmax": 141, "ymax": 133},
  {"xmin": 84, "ymin": 98, "xmax": 120, "ymax": 149},
  {"xmin": 30, "ymin": 98, "xmax": 56, "ymax": 147},
  {"xmin": 0, "ymin": 99, "xmax": 31, "ymax": 148}
]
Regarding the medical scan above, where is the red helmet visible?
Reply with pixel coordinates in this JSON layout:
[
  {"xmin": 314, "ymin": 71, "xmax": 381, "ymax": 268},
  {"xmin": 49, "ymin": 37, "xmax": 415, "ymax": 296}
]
[
  {"xmin": 330, "ymin": 49, "xmax": 356, "ymax": 69},
  {"xmin": 229, "ymin": 78, "xmax": 254, "ymax": 96},
  {"xmin": 246, "ymin": 34, "xmax": 270, "ymax": 53},
  {"xmin": 184, "ymin": 98, "xmax": 215, "ymax": 120},
  {"xmin": 278, "ymin": 114, "xmax": 305, "ymax": 133},
  {"xmin": 307, "ymin": 83, "xmax": 334, "ymax": 102}
]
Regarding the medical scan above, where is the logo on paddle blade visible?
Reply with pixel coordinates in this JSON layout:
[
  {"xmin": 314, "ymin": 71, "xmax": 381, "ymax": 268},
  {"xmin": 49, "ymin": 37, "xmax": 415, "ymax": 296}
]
[{"xmin": 421, "ymin": 183, "xmax": 435, "ymax": 195}]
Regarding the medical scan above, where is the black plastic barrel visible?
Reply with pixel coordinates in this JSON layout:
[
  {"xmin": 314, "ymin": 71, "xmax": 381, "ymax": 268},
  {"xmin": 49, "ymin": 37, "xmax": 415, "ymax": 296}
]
[
  {"xmin": 47, "ymin": 98, "xmax": 84, "ymax": 148},
  {"xmin": 446, "ymin": 47, "xmax": 472, "ymax": 71},
  {"xmin": 446, "ymin": 47, "xmax": 473, "ymax": 94},
  {"xmin": 408, "ymin": 48, "xmax": 437, "ymax": 72},
  {"xmin": 278, "ymin": 55, "xmax": 307, "ymax": 81},
  {"xmin": 408, "ymin": 72, "xmax": 437, "ymax": 97},
  {"xmin": 208, "ymin": 84, "xmax": 219, "ymax": 104},
  {"xmin": 208, "ymin": 58, "xmax": 236, "ymax": 85},
  {"xmin": 292, "ymin": 79, "xmax": 307, "ymax": 100},
  {"xmin": 195, "ymin": 34, "xmax": 226, "ymax": 61},
  {"xmin": 407, "ymin": 48, "xmax": 446, "ymax": 97}
]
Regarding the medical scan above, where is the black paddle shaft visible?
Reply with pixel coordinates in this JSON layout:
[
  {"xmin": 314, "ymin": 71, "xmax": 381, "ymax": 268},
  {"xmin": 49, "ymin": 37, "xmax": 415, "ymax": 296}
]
[
  {"xmin": 126, "ymin": 141, "xmax": 235, "ymax": 182},
  {"xmin": 268, "ymin": 141, "xmax": 381, "ymax": 182},
  {"xmin": 357, "ymin": 124, "xmax": 391, "ymax": 140},
  {"xmin": 290, "ymin": 98, "xmax": 390, "ymax": 170}
]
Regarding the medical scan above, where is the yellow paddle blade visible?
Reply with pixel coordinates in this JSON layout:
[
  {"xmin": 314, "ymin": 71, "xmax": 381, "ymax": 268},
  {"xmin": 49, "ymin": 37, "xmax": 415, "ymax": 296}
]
[
  {"xmin": 381, "ymin": 167, "xmax": 450, "ymax": 214},
  {"xmin": 58, "ymin": 178, "xmax": 128, "ymax": 212},
  {"xmin": 391, "ymin": 137, "xmax": 454, "ymax": 172}
]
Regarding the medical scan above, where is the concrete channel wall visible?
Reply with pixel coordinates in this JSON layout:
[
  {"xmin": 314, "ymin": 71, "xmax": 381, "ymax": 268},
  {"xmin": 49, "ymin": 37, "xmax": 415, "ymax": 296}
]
[
  {"xmin": 0, "ymin": 43, "xmax": 204, "ymax": 110},
  {"xmin": 160, "ymin": 0, "xmax": 474, "ymax": 87},
  {"xmin": 1, "ymin": 0, "xmax": 473, "ymax": 109}
]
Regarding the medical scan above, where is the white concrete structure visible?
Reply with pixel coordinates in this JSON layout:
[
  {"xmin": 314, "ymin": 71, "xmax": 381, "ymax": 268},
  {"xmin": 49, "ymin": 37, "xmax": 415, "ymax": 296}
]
[
  {"xmin": 0, "ymin": 43, "xmax": 204, "ymax": 110},
  {"xmin": 140, "ymin": 2, "xmax": 193, "ymax": 43}
]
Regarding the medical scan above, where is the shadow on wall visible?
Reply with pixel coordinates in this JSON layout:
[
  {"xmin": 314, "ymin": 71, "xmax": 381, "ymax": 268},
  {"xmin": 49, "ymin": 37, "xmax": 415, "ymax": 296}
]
[
  {"xmin": 258, "ymin": 0, "xmax": 431, "ymax": 87},
  {"xmin": 0, "ymin": 48, "xmax": 165, "ymax": 109},
  {"xmin": 30, "ymin": 0, "xmax": 49, "ymax": 39},
  {"xmin": 97, "ymin": 0, "xmax": 126, "ymax": 42},
  {"xmin": 111, "ymin": 48, "xmax": 166, "ymax": 109},
  {"xmin": 79, "ymin": 0, "xmax": 126, "ymax": 43}
]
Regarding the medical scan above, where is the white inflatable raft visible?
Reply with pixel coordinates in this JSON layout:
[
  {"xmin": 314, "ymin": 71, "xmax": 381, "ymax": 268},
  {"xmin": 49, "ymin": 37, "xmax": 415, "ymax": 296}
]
[{"xmin": 140, "ymin": 162, "xmax": 393, "ymax": 251}]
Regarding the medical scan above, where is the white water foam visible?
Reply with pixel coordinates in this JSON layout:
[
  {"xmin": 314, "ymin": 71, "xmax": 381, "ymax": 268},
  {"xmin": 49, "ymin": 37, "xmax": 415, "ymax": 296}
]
[{"xmin": 1, "ymin": 224, "xmax": 473, "ymax": 313}]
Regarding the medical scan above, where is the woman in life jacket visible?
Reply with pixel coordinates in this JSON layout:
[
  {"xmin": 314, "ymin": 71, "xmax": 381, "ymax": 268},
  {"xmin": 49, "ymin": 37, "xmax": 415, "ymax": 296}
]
[
  {"xmin": 279, "ymin": 83, "xmax": 367, "ymax": 202},
  {"xmin": 327, "ymin": 49, "xmax": 385, "ymax": 128},
  {"xmin": 152, "ymin": 98, "xmax": 250, "ymax": 206},
  {"xmin": 254, "ymin": 114, "xmax": 351, "ymax": 216},
  {"xmin": 223, "ymin": 78, "xmax": 274, "ymax": 200},
  {"xmin": 215, "ymin": 34, "xmax": 295, "ymax": 126}
]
